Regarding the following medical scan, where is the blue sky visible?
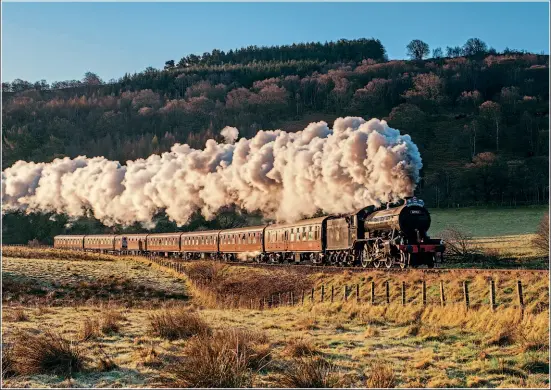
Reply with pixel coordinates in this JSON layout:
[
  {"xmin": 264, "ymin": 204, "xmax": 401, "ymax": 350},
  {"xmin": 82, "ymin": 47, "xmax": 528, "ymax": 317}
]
[{"xmin": 2, "ymin": 1, "xmax": 549, "ymax": 83}]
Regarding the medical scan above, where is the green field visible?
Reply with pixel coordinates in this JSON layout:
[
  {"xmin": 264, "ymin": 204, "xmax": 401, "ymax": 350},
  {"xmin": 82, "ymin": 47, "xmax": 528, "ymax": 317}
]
[{"xmin": 429, "ymin": 205, "xmax": 548, "ymax": 237}]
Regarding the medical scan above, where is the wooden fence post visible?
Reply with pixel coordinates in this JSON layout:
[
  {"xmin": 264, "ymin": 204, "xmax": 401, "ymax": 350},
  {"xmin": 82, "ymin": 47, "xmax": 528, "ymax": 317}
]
[
  {"xmin": 311, "ymin": 288, "xmax": 315, "ymax": 303},
  {"xmin": 440, "ymin": 281, "xmax": 445, "ymax": 307},
  {"xmin": 356, "ymin": 284, "xmax": 360, "ymax": 304},
  {"xmin": 422, "ymin": 280, "xmax": 427, "ymax": 306},
  {"xmin": 401, "ymin": 281, "xmax": 406, "ymax": 306},
  {"xmin": 301, "ymin": 289, "xmax": 305, "ymax": 305},
  {"xmin": 343, "ymin": 285, "xmax": 348, "ymax": 301},
  {"xmin": 489, "ymin": 279, "xmax": 496, "ymax": 311},
  {"xmin": 517, "ymin": 280, "xmax": 524, "ymax": 317},
  {"xmin": 331, "ymin": 286, "xmax": 334, "ymax": 303},
  {"xmin": 278, "ymin": 292, "xmax": 282, "ymax": 307},
  {"xmin": 463, "ymin": 281, "xmax": 470, "ymax": 310},
  {"xmin": 290, "ymin": 292, "xmax": 294, "ymax": 306},
  {"xmin": 370, "ymin": 281, "xmax": 375, "ymax": 305},
  {"xmin": 385, "ymin": 281, "xmax": 390, "ymax": 304},
  {"xmin": 321, "ymin": 285, "xmax": 325, "ymax": 302}
]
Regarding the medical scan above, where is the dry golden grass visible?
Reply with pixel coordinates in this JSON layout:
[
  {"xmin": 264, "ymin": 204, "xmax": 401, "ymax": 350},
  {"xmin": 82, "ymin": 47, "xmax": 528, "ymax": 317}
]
[
  {"xmin": 147, "ymin": 307, "xmax": 211, "ymax": 340},
  {"xmin": 10, "ymin": 308, "xmax": 29, "ymax": 322},
  {"xmin": 1, "ymin": 246, "xmax": 117, "ymax": 261},
  {"xmin": 7, "ymin": 330, "xmax": 85, "ymax": 377},
  {"xmin": 78, "ymin": 317, "xmax": 100, "ymax": 341},
  {"xmin": 365, "ymin": 360, "xmax": 396, "ymax": 388},
  {"xmin": 283, "ymin": 337, "xmax": 321, "ymax": 358},
  {"xmin": 278, "ymin": 356, "xmax": 341, "ymax": 388},
  {"xmin": 2, "ymin": 247, "xmax": 549, "ymax": 388},
  {"xmin": 170, "ymin": 328, "xmax": 271, "ymax": 388}
]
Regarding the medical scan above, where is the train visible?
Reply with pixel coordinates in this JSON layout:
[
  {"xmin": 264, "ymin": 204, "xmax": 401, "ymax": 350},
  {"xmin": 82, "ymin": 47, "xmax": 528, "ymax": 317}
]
[{"xmin": 54, "ymin": 197, "xmax": 445, "ymax": 268}]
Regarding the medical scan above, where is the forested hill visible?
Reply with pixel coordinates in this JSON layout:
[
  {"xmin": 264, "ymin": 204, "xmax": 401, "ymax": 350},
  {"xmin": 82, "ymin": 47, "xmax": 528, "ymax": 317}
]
[{"xmin": 2, "ymin": 38, "xmax": 549, "ymax": 242}]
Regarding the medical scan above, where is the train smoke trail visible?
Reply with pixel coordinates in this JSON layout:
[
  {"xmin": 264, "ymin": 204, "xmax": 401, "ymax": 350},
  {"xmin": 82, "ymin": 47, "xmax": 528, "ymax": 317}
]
[{"xmin": 2, "ymin": 117, "xmax": 422, "ymax": 227}]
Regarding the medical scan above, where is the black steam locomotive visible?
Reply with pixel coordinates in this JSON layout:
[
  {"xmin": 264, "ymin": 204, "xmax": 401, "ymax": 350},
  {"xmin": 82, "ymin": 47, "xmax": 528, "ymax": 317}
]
[{"xmin": 326, "ymin": 196, "xmax": 445, "ymax": 268}]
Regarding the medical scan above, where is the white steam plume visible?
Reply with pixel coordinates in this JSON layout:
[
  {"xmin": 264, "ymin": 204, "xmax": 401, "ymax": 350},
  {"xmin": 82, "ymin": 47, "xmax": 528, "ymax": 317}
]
[{"xmin": 2, "ymin": 117, "xmax": 422, "ymax": 227}]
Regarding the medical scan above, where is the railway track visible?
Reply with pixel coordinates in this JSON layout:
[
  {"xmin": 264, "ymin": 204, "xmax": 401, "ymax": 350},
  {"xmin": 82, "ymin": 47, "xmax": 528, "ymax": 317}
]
[{"xmin": 3, "ymin": 245, "xmax": 547, "ymax": 273}]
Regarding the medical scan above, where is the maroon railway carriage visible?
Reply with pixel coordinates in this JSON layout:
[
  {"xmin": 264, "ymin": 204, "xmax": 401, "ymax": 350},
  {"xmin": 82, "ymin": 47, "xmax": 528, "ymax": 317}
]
[
  {"xmin": 219, "ymin": 226, "xmax": 265, "ymax": 261},
  {"xmin": 181, "ymin": 230, "xmax": 220, "ymax": 260},
  {"xmin": 54, "ymin": 235, "xmax": 85, "ymax": 250},
  {"xmin": 146, "ymin": 233, "xmax": 182, "ymax": 255},
  {"xmin": 84, "ymin": 235, "xmax": 116, "ymax": 252},
  {"xmin": 264, "ymin": 217, "xmax": 327, "ymax": 263}
]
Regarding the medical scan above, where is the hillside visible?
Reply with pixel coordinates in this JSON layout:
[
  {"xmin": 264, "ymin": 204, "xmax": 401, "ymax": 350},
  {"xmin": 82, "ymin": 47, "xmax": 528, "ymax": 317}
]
[{"xmin": 1, "ymin": 38, "xmax": 549, "ymax": 241}]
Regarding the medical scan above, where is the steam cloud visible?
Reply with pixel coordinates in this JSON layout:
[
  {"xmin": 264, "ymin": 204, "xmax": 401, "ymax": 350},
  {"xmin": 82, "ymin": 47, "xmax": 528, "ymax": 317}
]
[{"xmin": 2, "ymin": 117, "xmax": 422, "ymax": 227}]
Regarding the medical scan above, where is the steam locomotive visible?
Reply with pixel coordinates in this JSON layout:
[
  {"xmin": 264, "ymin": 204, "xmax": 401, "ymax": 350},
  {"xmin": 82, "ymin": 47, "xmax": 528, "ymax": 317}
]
[{"xmin": 54, "ymin": 197, "xmax": 445, "ymax": 268}]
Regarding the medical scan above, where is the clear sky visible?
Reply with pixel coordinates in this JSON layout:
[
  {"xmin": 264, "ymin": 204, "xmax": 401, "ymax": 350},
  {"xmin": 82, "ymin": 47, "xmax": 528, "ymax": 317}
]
[{"xmin": 2, "ymin": 1, "xmax": 549, "ymax": 83}]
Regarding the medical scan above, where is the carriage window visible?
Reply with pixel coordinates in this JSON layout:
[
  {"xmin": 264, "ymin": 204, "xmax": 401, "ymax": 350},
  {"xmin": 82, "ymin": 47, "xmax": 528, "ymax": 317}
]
[
  {"xmin": 290, "ymin": 228, "xmax": 295, "ymax": 242},
  {"xmin": 315, "ymin": 227, "xmax": 319, "ymax": 240},
  {"xmin": 309, "ymin": 226, "xmax": 313, "ymax": 240}
]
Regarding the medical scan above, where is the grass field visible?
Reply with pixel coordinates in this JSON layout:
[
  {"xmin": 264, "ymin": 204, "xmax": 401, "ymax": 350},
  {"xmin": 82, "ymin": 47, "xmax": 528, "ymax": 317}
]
[
  {"xmin": 429, "ymin": 206, "xmax": 548, "ymax": 237},
  {"xmin": 2, "ymin": 250, "xmax": 549, "ymax": 388}
]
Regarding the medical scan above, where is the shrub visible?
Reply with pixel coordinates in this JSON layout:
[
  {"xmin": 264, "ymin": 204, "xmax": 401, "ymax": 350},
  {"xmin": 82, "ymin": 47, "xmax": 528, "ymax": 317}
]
[
  {"xmin": 10, "ymin": 330, "xmax": 85, "ymax": 377},
  {"xmin": 440, "ymin": 226, "xmax": 480, "ymax": 261},
  {"xmin": 148, "ymin": 307, "xmax": 211, "ymax": 340},
  {"xmin": 171, "ymin": 328, "xmax": 270, "ymax": 388},
  {"xmin": 365, "ymin": 360, "xmax": 396, "ymax": 388},
  {"xmin": 278, "ymin": 357, "xmax": 341, "ymax": 388}
]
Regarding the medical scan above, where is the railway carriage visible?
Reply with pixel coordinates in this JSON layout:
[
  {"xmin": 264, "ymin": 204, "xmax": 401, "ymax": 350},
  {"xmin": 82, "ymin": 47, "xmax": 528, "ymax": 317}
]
[
  {"xmin": 84, "ymin": 235, "xmax": 116, "ymax": 252},
  {"xmin": 54, "ymin": 235, "xmax": 85, "ymax": 250},
  {"xmin": 115, "ymin": 234, "xmax": 149, "ymax": 254},
  {"xmin": 264, "ymin": 217, "xmax": 327, "ymax": 263},
  {"xmin": 181, "ymin": 230, "xmax": 220, "ymax": 259},
  {"xmin": 219, "ymin": 226, "xmax": 265, "ymax": 261},
  {"xmin": 146, "ymin": 233, "xmax": 182, "ymax": 255}
]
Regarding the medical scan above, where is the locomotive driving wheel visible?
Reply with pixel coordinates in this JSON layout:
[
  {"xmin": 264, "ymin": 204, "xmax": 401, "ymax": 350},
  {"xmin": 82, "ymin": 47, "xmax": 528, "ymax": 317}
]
[
  {"xmin": 398, "ymin": 252, "xmax": 408, "ymax": 269},
  {"xmin": 384, "ymin": 257, "xmax": 394, "ymax": 269},
  {"xmin": 360, "ymin": 247, "xmax": 371, "ymax": 268}
]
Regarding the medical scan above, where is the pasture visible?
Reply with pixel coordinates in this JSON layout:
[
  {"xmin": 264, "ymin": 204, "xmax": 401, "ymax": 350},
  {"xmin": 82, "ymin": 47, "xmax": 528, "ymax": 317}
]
[
  {"xmin": 1, "ymin": 249, "xmax": 549, "ymax": 388},
  {"xmin": 429, "ymin": 205, "xmax": 548, "ymax": 237}
]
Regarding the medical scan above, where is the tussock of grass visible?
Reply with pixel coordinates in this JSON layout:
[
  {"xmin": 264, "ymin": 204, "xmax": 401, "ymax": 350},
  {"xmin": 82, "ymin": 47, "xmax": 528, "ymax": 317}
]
[
  {"xmin": 284, "ymin": 337, "xmax": 320, "ymax": 358},
  {"xmin": 278, "ymin": 357, "xmax": 341, "ymax": 388},
  {"xmin": 9, "ymin": 330, "xmax": 85, "ymax": 377},
  {"xmin": 364, "ymin": 326, "xmax": 381, "ymax": 337},
  {"xmin": 148, "ymin": 307, "xmax": 211, "ymax": 340},
  {"xmin": 78, "ymin": 318, "xmax": 100, "ymax": 341},
  {"xmin": 100, "ymin": 310, "xmax": 124, "ymax": 334},
  {"xmin": 170, "ymin": 328, "xmax": 270, "ymax": 388},
  {"xmin": 365, "ymin": 360, "xmax": 396, "ymax": 388},
  {"xmin": 133, "ymin": 346, "xmax": 162, "ymax": 368},
  {"xmin": 1, "ymin": 342, "xmax": 16, "ymax": 379},
  {"xmin": 11, "ymin": 309, "xmax": 29, "ymax": 322}
]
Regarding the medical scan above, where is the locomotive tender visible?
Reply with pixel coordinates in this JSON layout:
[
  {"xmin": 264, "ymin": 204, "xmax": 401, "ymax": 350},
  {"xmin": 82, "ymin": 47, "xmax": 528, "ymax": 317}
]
[{"xmin": 54, "ymin": 197, "xmax": 445, "ymax": 268}]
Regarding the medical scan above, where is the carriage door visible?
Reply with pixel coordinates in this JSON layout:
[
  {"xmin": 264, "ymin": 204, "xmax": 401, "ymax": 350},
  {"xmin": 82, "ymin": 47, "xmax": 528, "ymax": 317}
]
[
  {"xmin": 122, "ymin": 237, "xmax": 128, "ymax": 250},
  {"xmin": 348, "ymin": 215, "xmax": 357, "ymax": 246}
]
